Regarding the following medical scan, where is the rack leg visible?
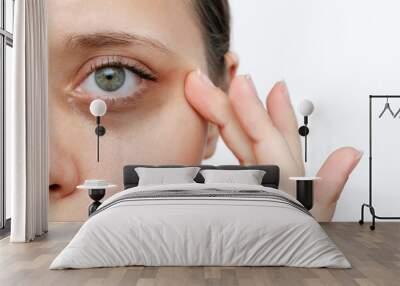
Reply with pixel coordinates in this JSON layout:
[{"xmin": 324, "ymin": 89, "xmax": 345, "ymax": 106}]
[
  {"xmin": 370, "ymin": 206, "xmax": 376, "ymax": 231},
  {"xmin": 359, "ymin": 204, "xmax": 376, "ymax": 230},
  {"xmin": 359, "ymin": 204, "xmax": 366, "ymax": 225}
]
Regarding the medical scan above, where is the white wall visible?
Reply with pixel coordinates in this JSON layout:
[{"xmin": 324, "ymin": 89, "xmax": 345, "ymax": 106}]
[{"xmin": 205, "ymin": 0, "xmax": 400, "ymax": 221}]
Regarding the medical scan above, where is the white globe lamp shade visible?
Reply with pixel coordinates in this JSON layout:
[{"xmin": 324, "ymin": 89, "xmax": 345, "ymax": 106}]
[
  {"xmin": 298, "ymin": 99, "xmax": 314, "ymax": 116},
  {"xmin": 90, "ymin": 99, "xmax": 107, "ymax": 117}
]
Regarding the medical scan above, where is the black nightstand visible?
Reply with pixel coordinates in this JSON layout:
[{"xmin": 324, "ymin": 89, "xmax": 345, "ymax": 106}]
[
  {"xmin": 77, "ymin": 182, "xmax": 117, "ymax": 216},
  {"xmin": 289, "ymin": 177, "xmax": 321, "ymax": 210}
]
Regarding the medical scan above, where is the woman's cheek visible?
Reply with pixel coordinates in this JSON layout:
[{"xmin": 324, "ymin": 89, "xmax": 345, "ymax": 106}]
[
  {"xmin": 49, "ymin": 75, "xmax": 208, "ymax": 222},
  {"xmin": 105, "ymin": 86, "xmax": 208, "ymax": 166},
  {"xmin": 155, "ymin": 94, "xmax": 208, "ymax": 164}
]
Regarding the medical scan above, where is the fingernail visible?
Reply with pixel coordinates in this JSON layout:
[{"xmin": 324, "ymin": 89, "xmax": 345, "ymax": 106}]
[
  {"xmin": 356, "ymin": 150, "xmax": 364, "ymax": 161},
  {"xmin": 244, "ymin": 74, "xmax": 257, "ymax": 92},
  {"xmin": 350, "ymin": 150, "xmax": 364, "ymax": 170},
  {"xmin": 195, "ymin": 69, "xmax": 215, "ymax": 89},
  {"xmin": 279, "ymin": 80, "xmax": 289, "ymax": 97}
]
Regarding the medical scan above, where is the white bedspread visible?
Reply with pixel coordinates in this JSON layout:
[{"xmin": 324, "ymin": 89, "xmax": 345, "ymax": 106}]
[{"xmin": 50, "ymin": 183, "xmax": 350, "ymax": 269}]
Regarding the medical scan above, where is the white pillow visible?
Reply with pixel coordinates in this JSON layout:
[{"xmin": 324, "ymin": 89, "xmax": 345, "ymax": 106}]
[
  {"xmin": 135, "ymin": 167, "xmax": 200, "ymax": 186},
  {"xmin": 200, "ymin": 169, "xmax": 266, "ymax": 185}
]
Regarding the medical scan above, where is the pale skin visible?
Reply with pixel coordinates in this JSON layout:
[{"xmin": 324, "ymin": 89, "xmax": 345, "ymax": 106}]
[{"xmin": 48, "ymin": 0, "xmax": 361, "ymax": 221}]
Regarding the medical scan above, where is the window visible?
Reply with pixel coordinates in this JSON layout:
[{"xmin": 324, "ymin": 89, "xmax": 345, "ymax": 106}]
[{"xmin": 0, "ymin": 0, "xmax": 14, "ymax": 231}]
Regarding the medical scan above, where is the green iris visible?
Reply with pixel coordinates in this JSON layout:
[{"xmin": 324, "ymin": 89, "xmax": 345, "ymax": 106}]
[{"xmin": 94, "ymin": 67, "xmax": 126, "ymax": 92}]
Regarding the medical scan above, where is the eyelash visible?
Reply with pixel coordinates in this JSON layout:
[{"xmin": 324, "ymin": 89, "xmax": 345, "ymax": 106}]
[{"xmin": 87, "ymin": 60, "xmax": 158, "ymax": 82}]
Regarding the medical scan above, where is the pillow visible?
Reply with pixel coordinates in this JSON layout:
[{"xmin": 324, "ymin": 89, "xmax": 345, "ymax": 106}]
[
  {"xmin": 200, "ymin": 169, "xmax": 266, "ymax": 185},
  {"xmin": 135, "ymin": 167, "xmax": 200, "ymax": 186}
]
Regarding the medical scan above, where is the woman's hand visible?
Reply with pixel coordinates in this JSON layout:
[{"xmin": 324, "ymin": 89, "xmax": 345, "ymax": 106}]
[{"xmin": 184, "ymin": 70, "xmax": 362, "ymax": 221}]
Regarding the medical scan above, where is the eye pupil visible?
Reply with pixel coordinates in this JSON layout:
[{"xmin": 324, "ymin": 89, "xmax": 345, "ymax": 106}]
[{"xmin": 95, "ymin": 67, "xmax": 126, "ymax": 92}]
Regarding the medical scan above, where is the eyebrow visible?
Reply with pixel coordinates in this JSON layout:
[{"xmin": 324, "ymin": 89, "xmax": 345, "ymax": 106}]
[{"xmin": 65, "ymin": 31, "xmax": 171, "ymax": 54}]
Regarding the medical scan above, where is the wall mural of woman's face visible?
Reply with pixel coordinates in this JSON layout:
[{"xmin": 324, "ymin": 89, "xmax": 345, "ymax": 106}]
[{"xmin": 48, "ymin": 0, "xmax": 215, "ymax": 221}]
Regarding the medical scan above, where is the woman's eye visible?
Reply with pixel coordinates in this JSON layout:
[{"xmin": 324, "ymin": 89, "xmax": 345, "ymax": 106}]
[{"xmin": 80, "ymin": 66, "xmax": 142, "ymax": 99}]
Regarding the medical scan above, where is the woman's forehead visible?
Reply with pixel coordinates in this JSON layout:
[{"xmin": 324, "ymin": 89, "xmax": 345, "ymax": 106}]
[{"xmin": 48, "ymin": 0, "xmax": 205, "ymax": 58}]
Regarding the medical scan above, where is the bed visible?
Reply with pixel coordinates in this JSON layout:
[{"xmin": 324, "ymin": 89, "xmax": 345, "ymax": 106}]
[{"xmin": 50, "ymin": 165, "xmax": 350, "ymax": 269}]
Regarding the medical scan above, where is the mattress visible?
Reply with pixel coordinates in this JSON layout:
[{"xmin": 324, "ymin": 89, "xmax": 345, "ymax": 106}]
[{"xmin": 50, "ymin": 183, "xmax": 350, "ymax": 269}]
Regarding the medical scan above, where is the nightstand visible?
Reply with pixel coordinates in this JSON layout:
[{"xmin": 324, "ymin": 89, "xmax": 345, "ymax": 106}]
[
  {"xmin": 77, "ymin": 181, "xmax": 117, "ymax": 216},
  {"xmin": 289, "ymin": 177, "xmax": 321, "ymax": 210}
]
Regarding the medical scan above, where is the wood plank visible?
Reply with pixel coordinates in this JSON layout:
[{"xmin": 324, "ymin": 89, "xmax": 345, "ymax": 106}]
[{"xmin": 0, "ymin": 222, "xmax": 399, "ymax": 286}]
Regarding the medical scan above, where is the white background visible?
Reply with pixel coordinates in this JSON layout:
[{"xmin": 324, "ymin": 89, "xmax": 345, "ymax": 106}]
[{"xmin": 205, "ymin": 0, "xmax": 400, "ymax": 221}]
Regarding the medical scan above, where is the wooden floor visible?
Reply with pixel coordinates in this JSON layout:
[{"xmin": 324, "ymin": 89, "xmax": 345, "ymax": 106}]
[{"xmin": 0, "ymin": 222, "xmax": 399, "ymax": 286}]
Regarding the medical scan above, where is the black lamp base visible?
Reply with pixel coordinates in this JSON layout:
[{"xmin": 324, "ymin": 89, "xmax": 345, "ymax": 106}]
[
  {"xmin": 298, "ymin": 126, "xmax": 309, "ymax": 136},
  {"xmin": 95, "ymin": 125, "xmax": 106, "ymax": 136}
]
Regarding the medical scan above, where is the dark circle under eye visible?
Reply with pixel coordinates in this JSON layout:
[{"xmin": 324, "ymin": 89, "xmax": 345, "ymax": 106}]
[{"xmin": 94, "ymin": 67, "xmax": 126, "ymax": 92}]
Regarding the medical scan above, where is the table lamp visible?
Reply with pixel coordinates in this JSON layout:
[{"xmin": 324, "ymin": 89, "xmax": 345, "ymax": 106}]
[
  {"xmin": 298, "ymin": 99, "xmax": 314, "ymax": 163},
  {"xmin": 89, "ymin": 99, "xmax": 107, "ymax": 162}
]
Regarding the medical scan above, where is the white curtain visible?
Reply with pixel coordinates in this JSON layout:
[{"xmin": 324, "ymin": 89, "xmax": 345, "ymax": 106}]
[{"xmin": 8, "ymin": 0, "xmax": 49, "ymax": 242}]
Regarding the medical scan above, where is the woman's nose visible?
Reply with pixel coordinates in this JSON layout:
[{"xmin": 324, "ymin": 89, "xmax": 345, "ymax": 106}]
[{"xmin": 49, "ymin": 143, "xmax": 80, "ymax": 199}]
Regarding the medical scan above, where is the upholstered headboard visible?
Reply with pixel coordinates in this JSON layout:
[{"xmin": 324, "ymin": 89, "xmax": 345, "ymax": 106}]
[{"xmin": 123, "ymin": 165, "xmax": 280, "ymax": 189}]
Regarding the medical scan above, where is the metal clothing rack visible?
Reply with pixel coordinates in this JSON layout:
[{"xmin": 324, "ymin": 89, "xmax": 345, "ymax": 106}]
[{"xmin": 359, "ymin": 95, "xmax": 400, "ymax": 230}]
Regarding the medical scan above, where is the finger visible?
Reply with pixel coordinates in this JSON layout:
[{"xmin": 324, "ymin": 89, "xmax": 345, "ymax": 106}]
[
  {"xmin": 184, "ymin": 70, "xmax": 256, "ymax": 164},
  {"xmin": 312, "ymin": 147, "xmax": 363, "ymax": 221},
  {"xmin": 229, "ymin": 75, "xmax": 302, "ymax": 194},
  {"xmin": 228, "ymin": 76, "xmax": 291, "ymax": 162},
  {"xmin": 266, "ymin": 81, "xmax": 303, "ymax": 171}
]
